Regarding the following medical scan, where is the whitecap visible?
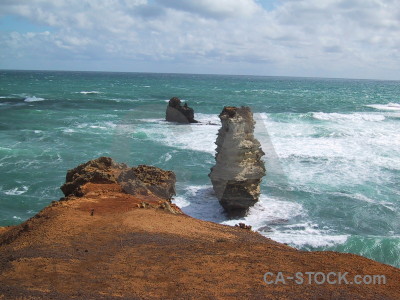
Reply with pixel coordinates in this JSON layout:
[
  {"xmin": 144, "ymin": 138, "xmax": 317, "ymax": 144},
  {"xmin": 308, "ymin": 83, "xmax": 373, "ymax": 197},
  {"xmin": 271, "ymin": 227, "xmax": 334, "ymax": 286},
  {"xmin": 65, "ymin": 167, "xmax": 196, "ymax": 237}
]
[
  {"xmin": 4, "ymin": 186, "xmax": 28, "ymax": 195},
  {"xmin": 78, "ymin": 91, "xmax": 102, "ymax": 95},
  {"xmin": 90, "ymin": 125, "xmax": 107, "ymax": 129},
  {"xmin": 266, "ymin": 226, "xmax": 349, "ymax": 248},
  {"xmin": 24, "ymin": 96, "xmax": 45, "ymax": 102},
  {"xmin": 63, "ymin": 128, "xmax": 76, "ymax": 133},
  {"xmin": 138, "ymin": 113, "xmax": 220, "ymax": 154},
  {"xmin": 164, "ymin": 152, "xmax": 172, "ymax": 162},
  {"xmin": 164, "ymin": 99, "xmax": 187, "ymax": 103},
  {"xmin": 366, "ymin": 103, "xmax": 400, "ymax": 111},
  {"xmin": 312, "ymin": 112, "xmax": 385, "ymax": 122}
]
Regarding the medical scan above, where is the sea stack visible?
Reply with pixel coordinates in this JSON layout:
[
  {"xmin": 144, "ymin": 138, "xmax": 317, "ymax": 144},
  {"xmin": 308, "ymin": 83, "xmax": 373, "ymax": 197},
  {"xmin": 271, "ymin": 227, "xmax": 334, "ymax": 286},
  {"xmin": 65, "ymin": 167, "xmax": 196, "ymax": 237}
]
[
  {"xmin": 209, "ymin": 106, "xmax": 265, "ymax": 216},
  {"xmin": 166, "ymin": 97, "xmax": 198, "ymax": 123}
]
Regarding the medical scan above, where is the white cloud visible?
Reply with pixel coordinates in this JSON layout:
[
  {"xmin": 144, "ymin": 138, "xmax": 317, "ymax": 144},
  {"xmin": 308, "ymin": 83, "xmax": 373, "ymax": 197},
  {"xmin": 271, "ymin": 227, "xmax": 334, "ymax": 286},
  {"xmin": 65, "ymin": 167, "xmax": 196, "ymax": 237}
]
[
  {"xmin": 0, "ymin": 0, "xmax": 399, "ymax": 79},
  {"xmin": 155, "ymin": 0, "xmax": 261, "ymax": 19}
]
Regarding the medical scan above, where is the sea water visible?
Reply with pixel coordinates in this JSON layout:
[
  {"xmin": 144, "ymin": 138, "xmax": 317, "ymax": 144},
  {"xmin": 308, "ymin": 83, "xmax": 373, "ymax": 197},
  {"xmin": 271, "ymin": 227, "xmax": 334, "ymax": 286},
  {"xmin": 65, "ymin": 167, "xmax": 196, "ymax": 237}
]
[{"xmin": 0, "ymin": 70, "xmax": 399, "ymax": 267}]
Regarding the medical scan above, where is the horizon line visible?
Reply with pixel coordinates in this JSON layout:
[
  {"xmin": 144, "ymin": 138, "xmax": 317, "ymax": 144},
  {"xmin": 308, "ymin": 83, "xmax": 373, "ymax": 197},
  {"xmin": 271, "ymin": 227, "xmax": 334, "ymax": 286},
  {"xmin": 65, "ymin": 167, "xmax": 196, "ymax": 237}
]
[{"xmin": 1, "ymin": 68, "xmax": 399, "ymax": 82}]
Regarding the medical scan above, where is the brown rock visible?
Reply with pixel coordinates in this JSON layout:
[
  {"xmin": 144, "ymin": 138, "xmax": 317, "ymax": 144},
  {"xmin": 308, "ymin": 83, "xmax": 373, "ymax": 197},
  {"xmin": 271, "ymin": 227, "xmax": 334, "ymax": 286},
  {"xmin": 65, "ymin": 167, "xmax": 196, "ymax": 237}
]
[
  {"xmin": 118, "ymin": 165, "xmax": 176, "ymax": 201},
  {"xmin": 60, "ymin": 157, "xmax": 176, "ymax": 202},
  {"xmin": 60, "ymin": 156, "xmax": 127, "ymax": 197},
  {"xmin": 165, "ymin": 97, "xmax": 198, "ymax": 123}
]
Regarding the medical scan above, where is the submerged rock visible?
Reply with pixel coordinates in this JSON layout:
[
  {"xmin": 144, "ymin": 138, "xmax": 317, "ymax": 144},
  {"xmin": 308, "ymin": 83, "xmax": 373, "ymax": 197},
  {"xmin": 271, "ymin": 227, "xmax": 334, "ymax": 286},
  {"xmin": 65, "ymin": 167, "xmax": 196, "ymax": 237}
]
[
  {"xmin": 166, "ymin": 97, "xmax": 198, "ymax": 123},
  {"xmin": 209, "ymin": 106, "xmax": 265, "ymax": 217}
]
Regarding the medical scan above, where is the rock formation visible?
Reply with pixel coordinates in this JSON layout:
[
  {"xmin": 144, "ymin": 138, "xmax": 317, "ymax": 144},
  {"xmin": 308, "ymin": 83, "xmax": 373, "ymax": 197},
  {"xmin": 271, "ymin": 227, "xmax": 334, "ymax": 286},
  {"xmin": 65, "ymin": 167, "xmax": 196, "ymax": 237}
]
[
  {"xmin": 165, "ymin": 97, "xmax": 198, "ymax": 123},
  {"xmin": 61, "ymin": 156, "xmax": 176, "ymax": 202},
  {"xmin": 209, "ymin": 106, "xmax": 265, "ymax": 216},
  {"xmin": 118, "ymin": 165, "xmax": 176, "ymax": 201},
  {"xmin": 0, "ymin": 158, "xmax": 399, "ymax": 299},
  {"xmin": 60, "ymin": 156, "xmax": 126, "ymax": 197}
]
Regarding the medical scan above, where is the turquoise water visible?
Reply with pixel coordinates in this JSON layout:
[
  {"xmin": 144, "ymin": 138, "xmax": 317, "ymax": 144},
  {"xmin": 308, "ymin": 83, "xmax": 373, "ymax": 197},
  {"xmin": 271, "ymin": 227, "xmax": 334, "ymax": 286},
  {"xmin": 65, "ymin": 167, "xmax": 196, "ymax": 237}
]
[{"xmin": 1, "ymin": 70, "xmax": 399, "ymax": 267}]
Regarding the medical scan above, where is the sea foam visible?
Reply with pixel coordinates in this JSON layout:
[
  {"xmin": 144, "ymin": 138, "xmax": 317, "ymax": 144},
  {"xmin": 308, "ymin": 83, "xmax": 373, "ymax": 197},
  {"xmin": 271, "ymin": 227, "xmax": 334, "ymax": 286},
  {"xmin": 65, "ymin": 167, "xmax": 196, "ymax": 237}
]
[
  {"xmin": 77, "ymin": 91, "xmax": 102, "ymax": 95},
  {"xmin": 3, "ymin": 186, "xmax": 29, "ymax": 196},
  {"xmin": 366, "ymin": 103, "xmax": 400, "ymax": 111},
  {"xmin": 24, "ymin": 96, "xmax": 45, "ymax": 102},
  {"xmin": 312, "ymin": 112, "xmax": 385, "ymax": 122}
]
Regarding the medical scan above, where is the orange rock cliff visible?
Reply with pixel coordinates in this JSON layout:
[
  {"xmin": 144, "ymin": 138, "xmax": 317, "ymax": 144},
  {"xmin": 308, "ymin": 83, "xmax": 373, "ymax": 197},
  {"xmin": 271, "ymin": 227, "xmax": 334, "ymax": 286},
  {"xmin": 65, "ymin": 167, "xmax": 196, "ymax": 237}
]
[{"xmin": 0, "ymin": 157, "xmax": 399, "ymax": 299}]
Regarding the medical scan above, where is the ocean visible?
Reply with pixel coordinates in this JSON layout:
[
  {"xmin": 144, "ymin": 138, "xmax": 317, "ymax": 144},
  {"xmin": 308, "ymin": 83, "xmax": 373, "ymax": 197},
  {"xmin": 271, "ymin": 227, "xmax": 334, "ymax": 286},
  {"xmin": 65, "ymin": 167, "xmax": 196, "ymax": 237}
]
[{"xmin": 1, "ymin": 70, "xmax": 399, "ymax": 267}]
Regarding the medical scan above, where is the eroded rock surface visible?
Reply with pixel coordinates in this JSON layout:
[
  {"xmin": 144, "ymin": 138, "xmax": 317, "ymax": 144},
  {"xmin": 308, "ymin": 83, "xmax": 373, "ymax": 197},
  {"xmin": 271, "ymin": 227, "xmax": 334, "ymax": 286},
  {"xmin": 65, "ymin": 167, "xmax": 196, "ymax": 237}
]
[
  {"xmin": 61, "ymin": 157, "xmax": 176, "ymax": 201},
  {"xmin": 166, "ymin": 97, "xmax": 198, "ymax": 123},
  {"xmin": 118, "ymin": 165, "xmax": 176, "ymax": 200},
  {"xmin": 209, "ymin": 106, "xmax": 265, "ymax": 216},
  {"xmin": 60, "ymin": 156, "xmax": 126, "ymax": 197}
]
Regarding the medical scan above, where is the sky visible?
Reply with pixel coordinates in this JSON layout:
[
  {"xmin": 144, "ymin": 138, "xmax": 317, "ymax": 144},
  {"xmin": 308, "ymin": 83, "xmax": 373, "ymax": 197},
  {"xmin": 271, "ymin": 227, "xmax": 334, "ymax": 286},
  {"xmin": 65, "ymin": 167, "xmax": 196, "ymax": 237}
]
[{"xmin": 0, "ymin": 0, "xmax": 399, "ymax": 80}]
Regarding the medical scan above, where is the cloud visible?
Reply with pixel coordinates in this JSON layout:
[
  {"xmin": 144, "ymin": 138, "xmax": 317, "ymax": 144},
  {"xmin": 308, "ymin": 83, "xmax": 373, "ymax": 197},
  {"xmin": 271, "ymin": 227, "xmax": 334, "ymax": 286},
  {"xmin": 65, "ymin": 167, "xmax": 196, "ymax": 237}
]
[
  {"xmin": 154, "ymin": 0, "xmax": 261, "ymax": 19},
  {"xmin": 0, "ymin": 0, "xmax": 399, "ymax": 79}
]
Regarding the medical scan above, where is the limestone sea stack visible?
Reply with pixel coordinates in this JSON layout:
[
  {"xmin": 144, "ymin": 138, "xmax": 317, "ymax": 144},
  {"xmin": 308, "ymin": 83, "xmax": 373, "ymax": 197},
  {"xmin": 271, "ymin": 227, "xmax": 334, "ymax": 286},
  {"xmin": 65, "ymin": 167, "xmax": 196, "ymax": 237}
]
[
  {"xmin": 166, "ymin": 97, "xmax": 198, "ymax": 123},
  {"xmin": 209, "ymin": 106, "xmax": 265, "ymax": 216}
]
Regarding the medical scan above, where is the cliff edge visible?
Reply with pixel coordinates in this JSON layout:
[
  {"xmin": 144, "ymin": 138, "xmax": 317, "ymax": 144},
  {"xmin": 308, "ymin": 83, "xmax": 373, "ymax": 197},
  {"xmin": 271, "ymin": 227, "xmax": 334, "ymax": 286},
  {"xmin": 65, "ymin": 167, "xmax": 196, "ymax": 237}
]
[{"xmin": 0, "ymin": 158, "xmax": 399, "ymax": 299}]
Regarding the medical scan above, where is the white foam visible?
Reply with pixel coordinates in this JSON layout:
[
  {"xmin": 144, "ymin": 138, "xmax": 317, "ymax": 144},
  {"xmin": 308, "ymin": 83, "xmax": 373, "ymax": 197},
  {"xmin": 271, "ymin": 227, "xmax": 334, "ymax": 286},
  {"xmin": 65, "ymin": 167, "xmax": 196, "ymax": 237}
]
[
  {"xmin": 164, "ymin": 152, "xmax": 172, "ymax": 162},
  {"xmin": 328, "ymin": 192, "xmax": 396, "ymax": 211},
  {"xmin": 255, "ymin": 112, "xmax": 400, "ymax": 187},
  {"xmin": 222, "ymin": 196, "xmax": 305, "ymax": 228},
  {"xmin": 76, "ymin": 121, "xmax": 117, "ymax": 130},
  {"xmin": 24, "ymin": 96, "xmax": 45, "ymax": 102},
  {"xmin": 139, "ymin": 113, "xmax": 220, "ymax": 154},
  {"xmin": 164, "ymin": 99, "xmax": 187, "ymax": 103},
  {"xmin": 312, "ymin": 112, "xmax": 385, "ymax": 122},
  {"xmin": 173, "ymin": 185, "xmax": 348, "ymax": 249},
  {"xmin": 366, "ymin": 103, "xmax": 400, "ymax": 111},
  {"xmin": 172, "ymin": 185, "xmax": 226, "ymax": 222},
  {"xmin": 4, "ymin": 186, "xmax": 28, "ymax": 196},
  {"xmin": 63, "ymin": 128, "xmax": 76, "ymax": 133},
  {"xmin": 267, "ymin": 226, "xmax": 349, "ymax": 248},
  {"xmin": 217, "ymin": 194, "xmax": 348, "ymax": 248},
  {"xmin": 77, "ymin": 91, "xmax": 102, "ymax": 95}
]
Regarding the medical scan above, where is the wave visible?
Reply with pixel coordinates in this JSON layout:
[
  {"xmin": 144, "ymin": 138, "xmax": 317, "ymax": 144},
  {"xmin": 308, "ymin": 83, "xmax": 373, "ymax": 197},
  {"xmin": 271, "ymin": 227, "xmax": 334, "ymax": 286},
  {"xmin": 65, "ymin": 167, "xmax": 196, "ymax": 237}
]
[
  {"xmin": 366, "ymin": 103, "xmax": 400, "ymax": 111},
  {"xmin": 24, "ymin": 96, "xmax": 45, "ymax": 102},
  {"xmin": 174, "ymin": 185, "xmax": 348, "ymax": 248},
  {"xmin": 312, "ymin": 112, "xmax": 385, "ymax": 122},
  {"xmin": 3, "ymin": 186, "xmax": 29, "ymax": 196},
  {"xmin": 77, "ymin": 91, "xmax": 102, "ymax": 95},
  {"xmin": 136, "ymin": 113, "xmax": 220, "ymax": 154},
  {"xmin": 220, "ymin": 195, "xmax": 348, "ymax": 248}
]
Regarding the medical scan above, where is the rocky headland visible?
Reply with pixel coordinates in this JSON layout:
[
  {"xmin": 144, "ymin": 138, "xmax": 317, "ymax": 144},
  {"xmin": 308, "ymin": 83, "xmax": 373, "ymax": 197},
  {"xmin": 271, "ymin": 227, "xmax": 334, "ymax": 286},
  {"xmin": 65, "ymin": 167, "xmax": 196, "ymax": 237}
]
[
  {"xmin": 209, "ymin": 106, "xmax": 266, "ymax": 217},
  {"xmin": 165, "ymin": 97, "xmax": 198, "ymax": 123},
  {"xmin": 0, "ymin": 157, "xmax": 399, "ymax": 299}
]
